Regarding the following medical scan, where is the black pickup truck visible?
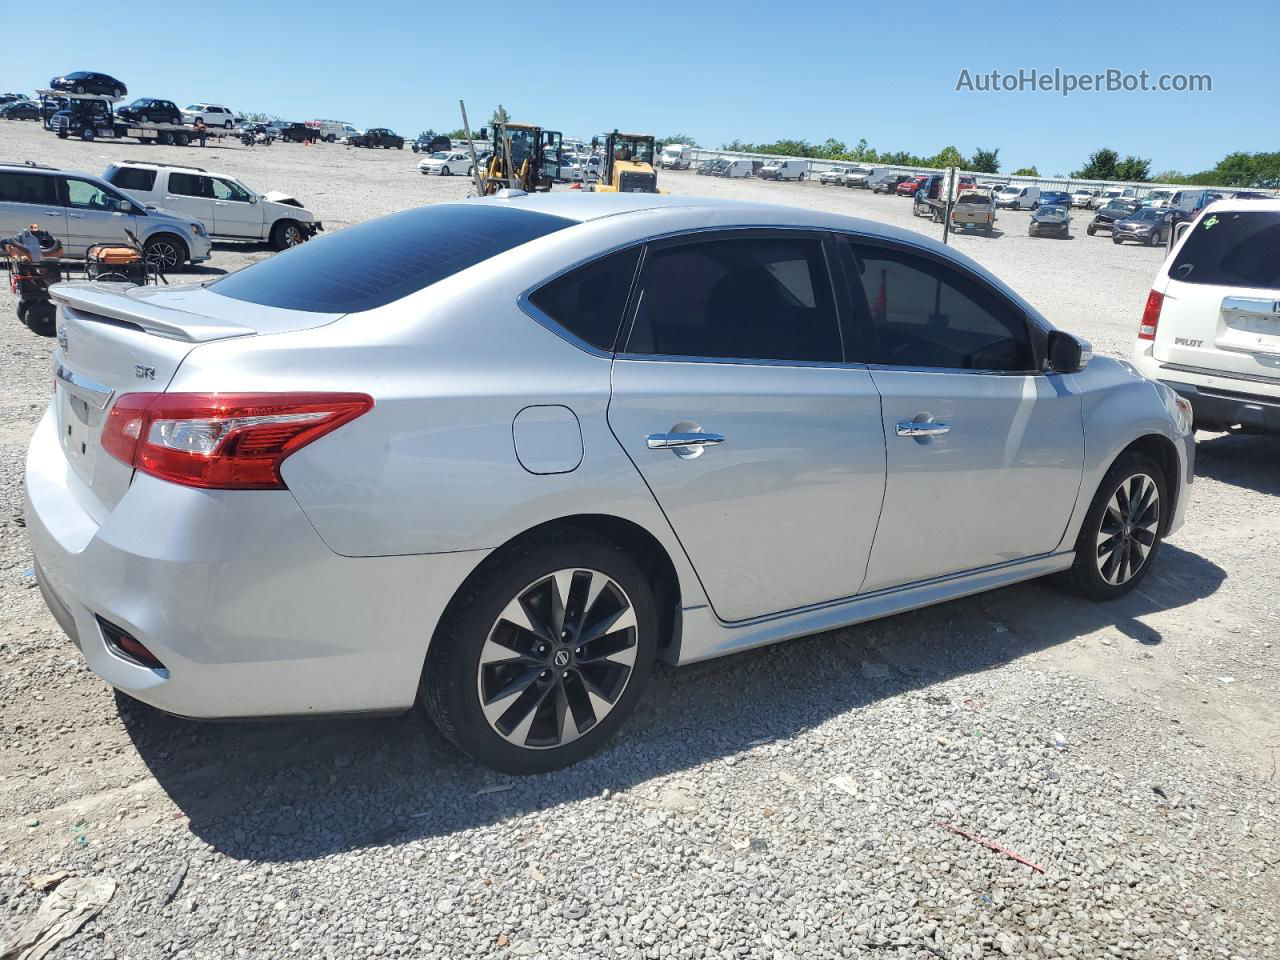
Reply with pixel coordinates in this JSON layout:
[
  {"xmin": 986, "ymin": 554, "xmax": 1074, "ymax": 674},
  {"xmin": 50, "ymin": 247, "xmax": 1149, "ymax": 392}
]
[
  {"xmin": 352, "ymin": 127, "xmax": 404, "ymax": 149},
  {"xmin": 279, "ymin": 122, "xmax": 318, "ymax": 143}
]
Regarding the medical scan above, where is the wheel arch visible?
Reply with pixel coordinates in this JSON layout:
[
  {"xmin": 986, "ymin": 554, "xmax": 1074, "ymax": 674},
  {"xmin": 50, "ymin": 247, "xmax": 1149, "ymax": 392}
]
[
  {"xmin": 431, "ymin": 513, "xmax": 685, "ymax": 666},
  {"xmin": 1111, "ymin": 433, "xmax": 1182, "ymax": 535}
]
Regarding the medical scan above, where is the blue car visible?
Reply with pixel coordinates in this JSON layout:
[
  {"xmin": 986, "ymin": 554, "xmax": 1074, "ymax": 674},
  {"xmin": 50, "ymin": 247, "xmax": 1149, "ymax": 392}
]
[{"xmin": 1036, "ymin": 191, "xmax": 1072, "ymax": 209}]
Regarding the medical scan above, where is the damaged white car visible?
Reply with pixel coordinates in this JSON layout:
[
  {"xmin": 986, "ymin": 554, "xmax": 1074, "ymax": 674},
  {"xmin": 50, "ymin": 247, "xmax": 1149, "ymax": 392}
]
[{"xmin": 104, "ymin": 161, "xmax": 322, "ymax": 250}]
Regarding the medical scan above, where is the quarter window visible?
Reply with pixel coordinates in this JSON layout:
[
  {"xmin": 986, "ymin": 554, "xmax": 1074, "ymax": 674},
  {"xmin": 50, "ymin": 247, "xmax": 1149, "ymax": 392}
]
[
  {"xmin": 848, "ymin": 242, "xmax": 1036, "ymax": 371},
  {"xmin": 529, "ymin": 247, "xmax": 641, "ymax": 352},
  {"xmin": 624, "ymin": 235, "xmax": 842, "ymax": 363}
]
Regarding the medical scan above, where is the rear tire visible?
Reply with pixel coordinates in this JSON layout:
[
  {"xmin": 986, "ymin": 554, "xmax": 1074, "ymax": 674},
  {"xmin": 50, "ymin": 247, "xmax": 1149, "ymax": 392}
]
[
  {"xmin": 1087, "ymin": 225, "xmax": 1096, "ymax": 236},
  {"xmin": 422, "ymin": 529, "xmax": 659, "ymax": 774},
  {"xmin": 440, "ymin": 166, "xmax": 451, "ymax": 176},
  {"xmin": 1066, "ymin": 451, "xmax": 1168, "ymax": 600}
]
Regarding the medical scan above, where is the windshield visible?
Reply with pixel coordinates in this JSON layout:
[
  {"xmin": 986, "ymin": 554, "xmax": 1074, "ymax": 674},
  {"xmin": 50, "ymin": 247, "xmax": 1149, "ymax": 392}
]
[
  {"xmin": 210, "ymin": 204, "xmax": 574, "ymax": 313},
  {"xmin": 609, "ymin": 136, "xmax": 654, "ymax": 165},
  {"xmin": 1133, "ymin": 208, "xmax": 1162, "ymax": 221},
  {"xmin": 1039, "ymin": 205, "xmax": 1067, "ymax": 215},
  {"xmin": 429, "ymin": 152, "xmax": 449, "ymax": 159}
]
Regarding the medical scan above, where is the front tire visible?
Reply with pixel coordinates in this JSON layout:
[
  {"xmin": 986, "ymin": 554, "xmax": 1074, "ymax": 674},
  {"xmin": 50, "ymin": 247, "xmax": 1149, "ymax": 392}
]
[
  {"xmin": 422, "ymin": 529, "xmax": 659, "ymax": 774},
  {"xmin": 270, "ymin": 220, "xmax": 305, "ymax": 251},
  {"xmin": 1066, "ymin": 451, "xmax": 1167, "ymax": 600},
  {"xmin": 440, "ymin": 166, "xmax": 451, "ymax": 176},
  {"xmin": 143, "ymin": 235, "xmax": 188, "ymax": 272}
]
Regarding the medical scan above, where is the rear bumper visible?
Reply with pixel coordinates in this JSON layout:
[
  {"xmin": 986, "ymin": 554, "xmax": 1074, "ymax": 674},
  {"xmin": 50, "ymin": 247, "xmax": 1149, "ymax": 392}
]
[
  {"xmin": 23, "ymin": 405, "xmax": 485, "ymax": 719},
  {"xmin": 1162, "ymin": 378, "xmax": 1280, "ymax": 433}
]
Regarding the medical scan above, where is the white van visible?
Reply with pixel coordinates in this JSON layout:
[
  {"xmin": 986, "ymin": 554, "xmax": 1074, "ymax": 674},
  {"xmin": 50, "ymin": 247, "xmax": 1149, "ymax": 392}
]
[
  {"xmin": 759, "ymin": 159, "xmax": 807, "ymax": 181},
  {"xmin": 721, "ymin": 158, "xmax": 755, "ymax": 178},
  {"xmin": 997, "ymin": 185, "xmax": 1040, "ymax": 210},
  {"xmin": 660, "ymin": 144, "xmax": 693, "ymax": 170},
  {"xmin": 305, "ymin": 119, "xmax": 356, "ymax": 143}
]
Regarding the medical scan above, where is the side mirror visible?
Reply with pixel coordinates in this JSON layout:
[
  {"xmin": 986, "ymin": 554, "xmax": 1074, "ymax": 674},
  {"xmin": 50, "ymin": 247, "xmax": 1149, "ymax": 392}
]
[
  {"xmin": 248, "ymin": 195, "xmax": 257, "ymax": 204},
  {"xmin": 1046, "ymin": 330, "xmax": 1092, "ymax": 374}
]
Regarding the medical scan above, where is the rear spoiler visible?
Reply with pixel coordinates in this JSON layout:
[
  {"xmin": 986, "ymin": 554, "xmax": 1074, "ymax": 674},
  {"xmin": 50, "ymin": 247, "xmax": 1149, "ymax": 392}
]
[{"xmin": 49, "ymin": 282, "xmax": 256, "ymax": 343}]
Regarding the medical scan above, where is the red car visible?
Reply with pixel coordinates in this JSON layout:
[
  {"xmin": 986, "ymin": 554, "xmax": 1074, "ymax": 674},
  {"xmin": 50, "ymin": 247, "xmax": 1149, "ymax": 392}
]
[{"xmin": 897, "ymin": 175, "xmax": 928, "ymax": 197}]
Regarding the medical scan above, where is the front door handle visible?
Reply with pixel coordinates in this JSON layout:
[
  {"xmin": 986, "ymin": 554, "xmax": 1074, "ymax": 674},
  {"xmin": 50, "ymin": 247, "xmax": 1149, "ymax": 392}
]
[
  {"xmin": 646, "ymin": 432, "xmax": 726, "ymax": 450},
  {"xmin": 896, "ymin": 420, "xmax": 950, "ymax": 438}
]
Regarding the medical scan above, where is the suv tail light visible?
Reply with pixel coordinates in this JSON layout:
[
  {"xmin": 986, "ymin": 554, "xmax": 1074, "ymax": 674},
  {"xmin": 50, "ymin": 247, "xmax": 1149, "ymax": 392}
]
[
  {"xmin": 102, "ymin": 392, "xmax": 373, "ymax": 489},
  {"xmin": 1138, "ymin": 290, "xmax": 1164, "ymax": 341}
]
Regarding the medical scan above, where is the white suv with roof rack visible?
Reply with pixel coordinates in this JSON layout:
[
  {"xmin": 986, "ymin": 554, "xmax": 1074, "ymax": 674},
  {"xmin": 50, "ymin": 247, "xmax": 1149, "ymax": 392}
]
[
  {"xmin": 103, "ymin": 161, "xmax": 322, "ymax": 250},
  {"xmin": 1132, "ymin": 199, "xmax": 1280, "ymax": 435}
]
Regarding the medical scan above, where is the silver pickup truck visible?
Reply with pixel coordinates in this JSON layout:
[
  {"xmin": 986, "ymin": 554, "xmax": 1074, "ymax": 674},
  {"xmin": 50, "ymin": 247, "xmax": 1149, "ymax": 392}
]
[{"xmin": 949, "ymin": 189, "xmax": 997, "ymax": 235}]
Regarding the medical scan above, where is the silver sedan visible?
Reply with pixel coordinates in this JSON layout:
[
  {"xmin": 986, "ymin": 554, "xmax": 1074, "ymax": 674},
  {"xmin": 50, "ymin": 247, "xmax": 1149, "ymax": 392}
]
[{"xmin": 26, "ymin": 193, "xmax": 1195, "ymax": 773}]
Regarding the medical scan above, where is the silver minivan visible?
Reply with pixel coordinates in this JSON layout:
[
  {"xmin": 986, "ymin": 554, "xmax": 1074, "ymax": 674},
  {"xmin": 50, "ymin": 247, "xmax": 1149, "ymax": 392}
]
[{"xmin": 0, "ymin": 162, "xmax": 212, "ymax": 269}]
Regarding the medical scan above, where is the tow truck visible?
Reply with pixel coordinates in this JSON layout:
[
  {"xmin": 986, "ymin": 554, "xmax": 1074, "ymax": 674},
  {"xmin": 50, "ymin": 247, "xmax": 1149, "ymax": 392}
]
[{"xmin": 36, "ymin": 90, "xmax": 221, "ymax": 145}]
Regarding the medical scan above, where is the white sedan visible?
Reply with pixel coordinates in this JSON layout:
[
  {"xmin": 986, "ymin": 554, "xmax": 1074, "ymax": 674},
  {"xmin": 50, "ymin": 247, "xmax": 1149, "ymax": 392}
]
[{"xmin": 418, "ymin": 151, "xmax": 475, "ymax": 176}]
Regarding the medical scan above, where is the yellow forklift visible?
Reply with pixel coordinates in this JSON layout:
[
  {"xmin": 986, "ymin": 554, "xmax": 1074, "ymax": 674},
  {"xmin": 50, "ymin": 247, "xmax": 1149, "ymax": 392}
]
[
  {"xmin": 591, "ymin": 131, "xmax": 661, "ymax": 193},
  {"xmin": 474, "ymin": 121, "xmax": 561, "ymax": 195}
]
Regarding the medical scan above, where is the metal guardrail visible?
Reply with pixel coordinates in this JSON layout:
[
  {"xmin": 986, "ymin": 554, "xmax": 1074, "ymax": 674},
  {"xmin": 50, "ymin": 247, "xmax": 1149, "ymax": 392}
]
[{"xmin": 685, "ymin": 149, "xmax": 1277, "ymax": 199}]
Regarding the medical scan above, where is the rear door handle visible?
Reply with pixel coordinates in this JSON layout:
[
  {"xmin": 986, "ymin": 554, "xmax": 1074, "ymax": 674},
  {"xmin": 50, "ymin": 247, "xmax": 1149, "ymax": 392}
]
[
  {"xmin": 44, "ymin": 211, "xmax": 62, "ymax": 217},
  {"xmin": 646, "ymin": 432, "xmax": 726, "ymax": 449},
  {"xmin": 896, "ymin": 420, "xmax": 950, "ymax": 437}
]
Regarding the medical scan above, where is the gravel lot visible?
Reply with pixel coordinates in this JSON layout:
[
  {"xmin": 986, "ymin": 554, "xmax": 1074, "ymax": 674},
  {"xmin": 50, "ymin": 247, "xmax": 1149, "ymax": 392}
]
[{"xmin": 1, "ymin": 122, "xmax": 1278, "ymax": 960}]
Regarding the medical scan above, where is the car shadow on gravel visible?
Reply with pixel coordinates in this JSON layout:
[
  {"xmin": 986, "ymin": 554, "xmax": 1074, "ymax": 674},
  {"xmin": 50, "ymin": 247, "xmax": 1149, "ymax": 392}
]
[
  {"xmin": 1190, "ymin": 432, "xmax": 1280, "ymax": 496},
  {"xmin": 120, "ymin": 543, "xmax": 1224, "ymax": 863}
]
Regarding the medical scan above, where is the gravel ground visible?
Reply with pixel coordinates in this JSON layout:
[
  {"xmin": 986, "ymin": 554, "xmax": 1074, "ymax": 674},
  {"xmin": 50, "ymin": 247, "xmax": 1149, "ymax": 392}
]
[{"xmin": 1, "ymin": 122, "xmax": 1278, "ymax": 960}]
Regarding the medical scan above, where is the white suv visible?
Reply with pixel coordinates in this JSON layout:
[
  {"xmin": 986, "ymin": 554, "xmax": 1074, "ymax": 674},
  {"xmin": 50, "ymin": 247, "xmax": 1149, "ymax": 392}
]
[
  {"xmin": 180, "ymin": 104, "xmax": 242, "ymax": 128},
  {"xmin": 104, "ymin": 162, "xmax": 322, "ymax": 250},
  {"xmin": 1132, "ymin": 199, "xmax": 1280, "ymax": 434}
]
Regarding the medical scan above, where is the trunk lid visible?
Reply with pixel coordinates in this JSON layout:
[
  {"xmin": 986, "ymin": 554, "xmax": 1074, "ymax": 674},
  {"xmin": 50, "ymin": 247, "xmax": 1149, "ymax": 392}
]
[{"xmin": 48, "ymin": 281, "xmax": 345, "ymax": 517}]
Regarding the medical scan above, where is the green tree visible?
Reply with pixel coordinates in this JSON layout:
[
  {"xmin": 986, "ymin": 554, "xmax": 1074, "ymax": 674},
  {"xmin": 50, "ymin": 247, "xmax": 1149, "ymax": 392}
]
[
  {"xmin": 1071, "ymin": 148, "xmax": 1120, "ymax": 180},
  {"xmin": 416, "ymin": 128, "xmax": 437, "ymax": 141},
  {"xmin": 849, "ymin": 138, "xmax": 878, "ymax": 162},
  {"xmin": 931, "ymin": 145, "xmax": 966, "ymax": 168},
  {"xmin": 1011, "ymin": 166, "xmax": 1039, "ymax": 177},
  {"xmin": 970, "ymin": 146, "xmax": 1000, "ymax": 174},
  {"xmin": 1210, "ymin": 151, "xmax": 1280, "ymax": 188},
  {"xmin": 1115, "ymin": 155, "xmax": 1152, "ymax": 182},
  {"xmin": 657, "ymin": 134, "xmax": 701, "ymax": 149},
  {"xmin": 490, "ymin": 105, "xmax": 510, "ymax": 126},
  {"xmin": 244, "ymin": 111, "xmax": 280, "ymax": 123},
  {"xmin": 817, "ymin": 138, "xmax": 848, "ymax": 159}
]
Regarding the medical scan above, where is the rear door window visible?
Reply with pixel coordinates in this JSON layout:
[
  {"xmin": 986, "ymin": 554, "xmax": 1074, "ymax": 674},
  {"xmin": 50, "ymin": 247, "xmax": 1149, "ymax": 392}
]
[
  {"xmin": 623, "ymin": 234, "xmax": 843, "ymax": 363},
  {"xmin": 211, "ymin": 203, "xmax": 573, "ymax": 313},
  {"xmin": 1169, "ymin": 211, "xmax": 1280, "ymax": 289},
  {"xmin": 169, "ymin": 173, "xmax": 210, "ymax": 198}
]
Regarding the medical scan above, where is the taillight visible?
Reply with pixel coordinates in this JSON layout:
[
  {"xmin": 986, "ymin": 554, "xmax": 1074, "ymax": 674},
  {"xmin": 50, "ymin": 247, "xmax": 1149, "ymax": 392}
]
[
  {"xmin": 1138, "ymin": 290, "xmax": 1164, "ymax": 341},
  {"xmin": 102, "ymin": 392, "xmax": 373, "ymax": 489}
]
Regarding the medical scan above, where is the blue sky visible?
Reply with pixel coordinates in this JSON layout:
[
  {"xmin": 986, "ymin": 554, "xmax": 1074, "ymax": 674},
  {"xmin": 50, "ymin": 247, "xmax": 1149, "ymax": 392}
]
[{"xmin": 6, "ymin": 0, "xmax": 1276, "ymax": 175}]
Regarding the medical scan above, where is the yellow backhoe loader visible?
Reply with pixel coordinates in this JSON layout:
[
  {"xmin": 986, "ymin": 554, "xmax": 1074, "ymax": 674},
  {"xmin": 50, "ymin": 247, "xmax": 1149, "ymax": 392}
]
[{"xmin": 591, "ymin": 131, "xmax": 661, "ymax": 193}]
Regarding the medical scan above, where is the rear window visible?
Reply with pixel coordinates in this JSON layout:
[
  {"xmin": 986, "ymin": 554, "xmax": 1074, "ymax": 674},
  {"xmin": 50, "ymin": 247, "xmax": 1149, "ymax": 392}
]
[
  {"xmin": 106, "ymin": 166, "xmax": 157, "ymax": 192},
  {"xmin": 1169, "ymin": 211, "xmax": 1280, "ymax": 290},
  {"xmin": 210, "ymin": 203, "xmax": 574, "ymax": 312}
]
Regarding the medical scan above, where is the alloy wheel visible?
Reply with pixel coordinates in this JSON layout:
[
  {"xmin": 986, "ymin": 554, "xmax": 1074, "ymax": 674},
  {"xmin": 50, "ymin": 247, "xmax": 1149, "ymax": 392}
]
[
  {"xmin": 282, "ymin": 224, "xmax": 303, "ymax": 247},
  {"xmin": 145, "ymin": 240, "xmax": 181, "ymax": 271},
  {"xmin": 477, "ymin": 568, "xmax": 638, "ymax": 750},
  {"xmin": 1096, "ymin": 473, "xmax": 1160, "ymax": 585}
]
